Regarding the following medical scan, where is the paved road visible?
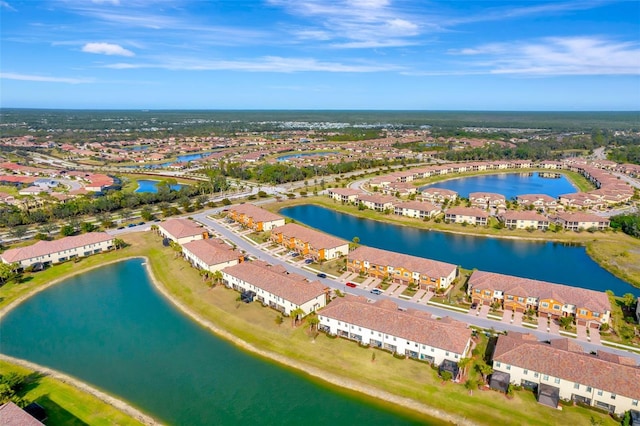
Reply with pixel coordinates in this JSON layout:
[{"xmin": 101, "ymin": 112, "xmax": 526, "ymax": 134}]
[{"xmin": 188, "ymin": 208, "xmax": 640, "ymax": 363}]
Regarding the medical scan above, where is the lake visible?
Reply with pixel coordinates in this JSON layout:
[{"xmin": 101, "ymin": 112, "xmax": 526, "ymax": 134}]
[
  {"xmin": 0, "ymin": 259, "xmax": 436, "ymax": 425},
  {"xmin": 420, "ymin": 172, "xmax": 577, "ymax": 199},
  {"xmin": 281, "ymin": 205, "xmax": 639, "ymax": 296},
  {"xmin": 135, "ymin": 179, "xmax": 183, "ymax": 193}
]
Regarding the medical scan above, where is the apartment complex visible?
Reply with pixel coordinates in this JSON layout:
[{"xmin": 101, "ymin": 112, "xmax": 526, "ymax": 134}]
[
  {"xmin": 157, "ymin": 218, "xmax": 206, "ymax": 244},
  {"xmin": 227, "ymin": 203, "xmax": 285, "ymax": 231},
  {"xmin": 269, "ymin": 223, "xmax": 349, "ymax": 261},
  {"xmin": 347, "ymin": 246, "xmax": 457, "ymax": 290},
  {"xmin": 181, "ymin": 238, "xmax": 241, "ymax": 273}
]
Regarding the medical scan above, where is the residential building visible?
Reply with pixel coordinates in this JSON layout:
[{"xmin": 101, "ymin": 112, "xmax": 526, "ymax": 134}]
[
  {"xmin": 348, "ymin": 246, "xmax": 458, "ymax": 290},
  {"xmin": 468, "ymin": 270, "xmax": 611, "ymax": 327},
  {"xmin": 227, "ymin": 203, "xmax": 285, "ymax": 231},
  {"xmin": 182, "ymin": 238, "xmax": 240, "ymax": 273},
  {"xmin": 157, "ymin": 218, "xmax": 206, "ymax": 244},
  {"xmin": 469, "ymin": 192, "xmax": 507, "ymax": 210},
  {"xmin": 498, "ymin": 211, "xmax": 550, "ymax": 230},
  {"xmin": 444, "ymin": 206, "xmax": 489, "ymax": 226},
  {"xmin": 318, "ymin": 296, "xmax": 471, "ymax": 366},
  {"xmin": 420, "ymin": 187, "xmax": 458, "ymax": 204},
  {"xmin": 221, "ymin": 261, "xmax": 326, "ymax": 317},
  {"xmin": 393, "ymin": 200, "xmax": 441, "ymax": 219},
  {"xmin": 0, "ymin": 402, "xmax": 44, "ymax": 426},
  {"xmin": 0, "ymin": 232, "xmax": 114, "ymax": 268},
  {"xmin": 492, "ymin": 333, "xmax": 640, "ymax": 415},
  {"xmin": 270, "ymin": 223, "xmax": 349, "ymax": 261},
  {"xmin": 357, "ymin": 194, "xmax": 396, "ymax": 212},
  {"xmin": 327, "ymin": 188, "xmax": 360, "ymax": 204},
  {"xmin": 552, "ymin": 212, "xmax": 610, "ymax": 231},
  {"xmin": 515, "ymin": 194, "xmax": 560, "ymax": 211}
]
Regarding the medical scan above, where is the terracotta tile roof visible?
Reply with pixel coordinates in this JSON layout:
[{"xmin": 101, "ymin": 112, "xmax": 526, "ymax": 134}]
[
  {"xmin": 222, "ymin": 261, "xmax": 326, "ymax": 305},
  {"xmin": 0, "ymin": 402, "xmax": 44, "ymax": 426},
  {"xmin": 516, "ymin": 194, "xmax": 556, "ymax": 203},
  {"xmin": 468, "ymin": 270, "xmax": 611, "ymax": 314},
  {"xmin": 320, "ymin": 295, "xmax": 471, "ymax": 354},
  {"xmin": 553, "ymin": 212, "xmax": 610, "ymax": 224},
  {"xmin": 493, "ymin": 333, "xmax": 640, "ymax": 400},
  {"xmin": 394, "ymin": 200, "xmax": 440, "ymax": 212},
  {"xmin": 1, "ymin": 232, "xmax": 113, "ymax": 264},
  {"xmin": 271, "ymin": 223, "xmax": 348, "ymax": 250},
  {"xmin": 349, "ymin": 246, "xmax": 457, "ymax": 279},
  {"xmin": 182, "ymin": 238, "xmax": 238, "ymax": 266},
  {"xmin": 229, "ymin": 203, "xmax": 284, "ymax": 223},
  {"xmin": 158, "ymin": 218, "xmax": 203, "ymax": 239},
  {"xmin": 328, "ymin": 188, "xmax": 361, "ymax": 196},
  {"xmin": 445, "ymin": 206, "xmax": 489, "ymax": 218},
  {"xmin": 357, "ymin": 194, "xmax": 396, "ymax": 204},
  {"xmin": 499, "ymin": 211, "xmax": 549, "ymax": 222}
]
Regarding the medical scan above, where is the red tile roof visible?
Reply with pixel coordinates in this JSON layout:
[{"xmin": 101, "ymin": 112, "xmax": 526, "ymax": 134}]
[
  {"xmin": 349, "ymin": 246, "xmax": 457, "ymax": 279},
  {"xmin": 0, "ymin": 402, "xmax": 44, "ymax": 426},
  {"xmin": 320, "ymin": 295, "xmax": 471, "ymax": 354},
  {"xmin": 1, "ymin": 232, "xmax": 113, "ymax": 263},
  {"xmin": 271, "ymin": 223, "xmax": 348, "ymax": 250},
  {"xmin": 229, "ymin": 203, "xmax": 284, "ymax": 223},
  {"xmin": 494, "ymin": 333, "xmax": 640, "ymax": 400},
  {"xmin": 182, "ymin": 238, "xmax": 238, "ymax": 266},
  {"xmin": 158, "ymin": 218, "xmax": 203, "ymax": 239}
]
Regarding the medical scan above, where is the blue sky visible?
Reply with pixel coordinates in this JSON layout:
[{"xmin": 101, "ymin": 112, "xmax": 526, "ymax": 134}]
[{"xmin": 1, "ymin": 0, "xmax": 639, "ymax": 110}]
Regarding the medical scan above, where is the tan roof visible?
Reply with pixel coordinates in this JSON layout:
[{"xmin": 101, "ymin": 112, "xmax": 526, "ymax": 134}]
[
  {"xmin": 229, "ymin": 203, "xmax": 284, "ymax": 223},
  {"xmin": 271, "ymin": 223, "xmax": 348, "ymax": 250},
  {"xmin": 349, "ymin": 246, "xmax": 457, "ymax": 279},
  {"xmin": 469, "ymin": 270, "xmax": 611, "ymax": 314},
  {"xmin": 357, "ymin": 194, "xmax": 396, "ymax": 204},
  {"xmin": 553, "ymin": 212, "xmax": 609, "ymax": 224},
  {"xmin": 516, "ymin": 194, "xmax": 556, "ymax": 203},
  {"xmin": 394, "ymin": 200, "xmax": 440, "ymax": 212},
  {"xmin": 182, "ymin": 238, "xmax": 238, "ymax": 266},
  {"xmin": 1, "ymin": 232, "xmax": 113, "ymax": 263},
  {"xmin": 158, "ymin": 218, "xmax": 203, "ymax": 239},
  {"xmin": 222, "ymin": 261, "xmax": 326, "ymax": 305},
  {"xmin": 493, "ymin": 333, "xmax": 640, "ymax": 400},
  {"xmin": 445, "ymin": 206, "xmax": 489, "ymax": 218},
  {"xmin": 328, "ymin": 188, "xmax": 361, "ymax": 196},
  {"xmin": 499, "ymin": 211, "xmax": 549, "ymax": 222},
  {"xmin": 0, "ymin": 402, "xmax": 44, "ymax": 426},
  {"xmin": 320, "ymin": 296, "xmax": 471, "ymax": 354}
]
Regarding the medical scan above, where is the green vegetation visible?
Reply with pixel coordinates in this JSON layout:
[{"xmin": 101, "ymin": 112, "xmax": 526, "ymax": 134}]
[
  {"xmin": 610, "ymin": 213, "xmax": 640, "ymax": 238},
  {"xmin": 0, "ymin": 361, "xmax": 143, "ymax": 425}
]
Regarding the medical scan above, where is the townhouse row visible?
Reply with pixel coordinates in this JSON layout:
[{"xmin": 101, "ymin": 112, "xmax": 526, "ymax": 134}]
[
  {"xmin": 491, "ymin": 332, "xmax": 640, "ymax": 416},
  {"xmin": 0, "ymin": 232, "xmax": 115, "ymax": 268},
  {"xmin": 468, "ymin": 270, "xmax": 611, "ymax": 327}
]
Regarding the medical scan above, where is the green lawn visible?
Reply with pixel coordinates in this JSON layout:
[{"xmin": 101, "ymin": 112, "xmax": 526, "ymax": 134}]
[{"xmin": 0, "ymin": 361, "xmax": 143, "ymax": 426}]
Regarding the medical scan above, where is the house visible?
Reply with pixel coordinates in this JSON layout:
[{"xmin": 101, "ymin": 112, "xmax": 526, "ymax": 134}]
[
  {"xmin": 393, "ymin": 200, "xmax": 441, "ymax": 219},
  {"xmin": 269, "ymin": 223, "xmax": 349, "ymax": 261},
  {"xmin": 181, "ymin": 238, "xmax": 240, "ymax": 273},
  {"xmin": 468, "ymin": 270, "xmax": 611, "ymax": 327},
  {"xmin": 515, "ymin": 194, "xmax": 559, "ymax": 211},
  {"xmin": 420, "ymin": 187, "xmax": 458, "ymax": 204},
  {"xmin": 444, "ymin": 206, "xmax": 489, "ymax": 226},
  {"xmin": 227, "ymin": 204, "xmax": 285, "ymax": 231},
  {"xmin": 327, "ymin": 188, "xmax": 360, "ymax": 204},
  {"xmin": 469, "ymin": 192, "xmax": 506, "ymax": 210},
  {"xmin": 221, "ymin": 261, "xmax": 326, "ymax": 317},
  {"xmin": 357, "ymin": 194, "xmax": 396, "ymax": 212},
  {"xmin": 0, "ymin": 232, "xmax": 114, "ymax": 268},
  {"xmin": 318, "ymin": 295, "xmax": 471, "ymax": 366},
  {"xmin": 551, "ymin": 212, "xmax": 610, "ymax": 231},
  {"xmin": 0, "ymin": 401, "xmax": 44, "ymax": 426},
  {"xmin": 157, "ymin": 218, "xmax": 206, "ymax": 244},
  {"xmin": 498, "ymin": 211, "xmax": 550, "ymax": 230},
  {"xmin": 491, "ymin": 333, "xmax": 640, "ymax": 415},
  {"xmin": 348, "ymin": 246, "xmax": 458, "ymax": 290}
]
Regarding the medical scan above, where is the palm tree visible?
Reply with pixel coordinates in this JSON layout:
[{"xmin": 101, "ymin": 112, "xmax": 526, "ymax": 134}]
[
  {"xmin": 169, "ymin": 240, "xmax": 182, "ymax": 258},
  {"xmin": 113, "ymin": 238, "xmax": 126, "ymax": 250},
  {"xmin": 290, "ymin": 307, "xmax": 305, "ymax": 327},
  {"xmin": 212, "ymin": 270, "xmax": 223, "ymax": 287},
  {"xmin": 308, "ymin": 315, "xmax": 320, "ymax": 332},
  {"xmin": 457, "ymin": 357, "xmax": 472, "ymax": 377}
]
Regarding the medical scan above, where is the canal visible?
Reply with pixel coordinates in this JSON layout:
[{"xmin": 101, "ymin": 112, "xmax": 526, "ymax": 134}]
[
  {"xmin": 1, "ymin": 259, "xmax": 437, "ymax": 425},
  {"xmin": 281, "ymin": 205, "xmax": 639, "ymax": 296}
]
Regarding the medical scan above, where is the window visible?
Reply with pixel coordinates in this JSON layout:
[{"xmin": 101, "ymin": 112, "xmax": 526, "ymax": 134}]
[
  {"xmin": 611, "ymin": 394, "xmax": 616, "ymax": 400},
  {"xmin": 554, "ymin": 378, "xmax": 560, "ymax": 384},
  {"xmin": 593, "ymin": 312, "xmax": 600, "ymax": 318},
  {"xmin": 541, "ymin": 302, "xmax": 549, "ymax": 308},
  {"xmin": 495, "ymin": 362, "xmax": 501, "ymax": 368},
  {"xmin": 523, "ymin": 369, "xmax": 528, "ymax": 375},
  {"xmin": 543, "ymin": 375, "xmax": 549, "ymax": 381},
  {"xmin": 553, "ymin": 304, "xmax": 561, "ymax": 310},
  {"xmin": 431, "ymin": 348, "xmax": 435, "ymax": 352},
  {"xmin": 506, "ymin": 365, "xmax": 511, "ymax": 371},
  {"xmin": 574, "ymin": 383, "xmax": 579, "ymax": 390},
  {"xmin": 446, "ymin": 351, "xmax": 450, "ymax": 356},
  {"xmin": 586, "ymin": 387, "xmax": 592, "ymax": 392},
  {"xmin": 597, "ymin": 390, "xmax": 603, "ymax": 396},
  {"xmin": 534, "ymin": 372, "xmax": 539, "ymax": 378},
  {"xmin": 632, "ymin": 400, "xmax": 638, "ymax": 407}
]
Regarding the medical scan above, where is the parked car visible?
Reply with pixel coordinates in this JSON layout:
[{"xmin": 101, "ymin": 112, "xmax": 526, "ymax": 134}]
[
  {"xmin": 304, "ymin": 258, "xmax": 313, "ymax": 264},
  {"xmin": 346, "ymin": 282, "xmax": 357, "ymax": 288},
  {"xmin": 370, "ymin": 288, "xmax": 382, "ymax": 295},
  {"xmin": 470, "ymin": 302, "xmax": 478, "ymax": 309},
  {"xmin": 316, "ymin": 273, "xmax": 327, "ymax": 279},
  {"xmin": 138, "ymin": 221, "xmax": 145, "ymax": 225},
  {"xmin": 127, "ymin": 223, "xmax": 136, "ymax": 228}
]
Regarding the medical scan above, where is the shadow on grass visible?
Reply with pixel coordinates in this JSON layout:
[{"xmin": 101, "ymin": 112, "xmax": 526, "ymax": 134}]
[{"xmin": 36, "ymin": 394, "xmax": 89, "ymax": 426}]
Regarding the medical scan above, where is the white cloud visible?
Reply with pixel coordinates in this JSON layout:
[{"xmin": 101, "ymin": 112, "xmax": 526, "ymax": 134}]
[
  {"xmin": 0, "ymin": 72, "xmax": 93, "ymax": 84},
  {"xmin": 0, "ymin": 1, "xmax": 16, "ymax": 11},
  {"xmin": 449, "ymin": 36, "xmax": 640, "ymax": 76},
  {"xmin": 82, "ymin": 42, "xmax": 134, "ymax": 56},
  {"xmin": 103, "ymin": 55, "xmax": 400, "ymax": 73}
]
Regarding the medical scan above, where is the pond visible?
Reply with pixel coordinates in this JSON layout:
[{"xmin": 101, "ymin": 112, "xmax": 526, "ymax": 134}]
[
  {"xmin": 281, "ymin": 205, "xmax": 639, "ymax": 296},
  {"xmin": 0, "ymin": 259, "xmax": 436, "ymax": 425},
  {"xmin": 420, "ymin": 172, "xmax": 577, "ymax": 199},
  {"xmin": 135, "ymin": 179, "xmax": 183, "ymax": 193}
]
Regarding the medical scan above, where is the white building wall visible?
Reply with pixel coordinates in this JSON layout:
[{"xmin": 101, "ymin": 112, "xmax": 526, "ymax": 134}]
[
  {"xmin": 262, "ymin": 218, "xmax": 286, "ymax": 231},
  {"xmin": 15, "ymin": 239, "xmax": 114, "ymax": 268},
  {"xmin": 324, "ymin": 244, "xmax": 349, "ymax": 260}
]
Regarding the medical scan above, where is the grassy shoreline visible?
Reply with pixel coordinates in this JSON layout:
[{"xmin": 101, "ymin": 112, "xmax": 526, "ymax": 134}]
[
  {"xmin": 0, "ymin": 232, "xmax": 619, "ymax": 425},
  {"xmin": 267, "ymin": 196, "xmax": 640, "ymax": 289}
]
